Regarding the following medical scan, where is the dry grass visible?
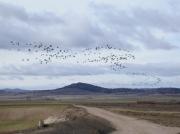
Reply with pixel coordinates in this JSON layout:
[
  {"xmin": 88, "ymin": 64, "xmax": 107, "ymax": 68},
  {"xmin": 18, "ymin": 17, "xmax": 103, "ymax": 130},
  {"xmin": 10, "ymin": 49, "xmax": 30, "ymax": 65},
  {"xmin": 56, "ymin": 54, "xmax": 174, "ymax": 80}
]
[
  {"xmin": 80, "ymin": 101, "xmax": 180, "ymax": 112},
  {"xmin": 109, "ymin": 109, "xmax": 180, "ymax": 127},
  {"xmin": 0, "ymin": 102, "xmax": 70, "ymax": 133},
  {"xmin": 81, "ymin": 101, "xmax": 180, "ymax": 127},
  {"xmin": 0, "ymin": 101, "xmax": 115, "ymax": 134},
  {"xmin": 24, "ymin": 112, "xmax": 115, "ymax": 134}
]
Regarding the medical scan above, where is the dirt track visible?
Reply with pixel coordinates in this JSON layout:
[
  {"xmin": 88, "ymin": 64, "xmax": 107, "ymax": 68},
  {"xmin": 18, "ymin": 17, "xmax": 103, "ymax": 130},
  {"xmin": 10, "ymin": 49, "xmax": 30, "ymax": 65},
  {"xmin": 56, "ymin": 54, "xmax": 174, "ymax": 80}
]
[{"xmin": 77, "ymin": 106, "xmax": 180, "ymax": 134}]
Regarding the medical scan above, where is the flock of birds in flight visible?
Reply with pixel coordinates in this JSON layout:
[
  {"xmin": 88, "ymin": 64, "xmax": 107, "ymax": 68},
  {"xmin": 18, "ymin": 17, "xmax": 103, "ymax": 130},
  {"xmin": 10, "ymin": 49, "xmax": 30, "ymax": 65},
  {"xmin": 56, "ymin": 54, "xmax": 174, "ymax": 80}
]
[{"xmin": 10, "ymin": 41, "xmax": 161, "ymax": 86}]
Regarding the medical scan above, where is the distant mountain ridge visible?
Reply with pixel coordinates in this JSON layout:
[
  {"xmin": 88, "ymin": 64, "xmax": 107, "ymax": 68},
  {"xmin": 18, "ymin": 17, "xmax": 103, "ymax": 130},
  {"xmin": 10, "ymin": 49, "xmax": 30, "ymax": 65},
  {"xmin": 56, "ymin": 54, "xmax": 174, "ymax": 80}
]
[
  {"xmin": 0, "ymin": 88, "xmax": 30, "ymax": 94},
  {"xmin": 0, "ymin": 82, "xmax": 180, "ymax": 95}
]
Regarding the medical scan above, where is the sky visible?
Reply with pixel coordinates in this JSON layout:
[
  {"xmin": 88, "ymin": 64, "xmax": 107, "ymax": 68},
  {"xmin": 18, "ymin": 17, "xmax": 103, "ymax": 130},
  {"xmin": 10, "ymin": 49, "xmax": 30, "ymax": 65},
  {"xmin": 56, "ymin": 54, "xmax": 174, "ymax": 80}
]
[{"xmin": 0, "ymin": 0, "xmax": 180, "ymax": 90}]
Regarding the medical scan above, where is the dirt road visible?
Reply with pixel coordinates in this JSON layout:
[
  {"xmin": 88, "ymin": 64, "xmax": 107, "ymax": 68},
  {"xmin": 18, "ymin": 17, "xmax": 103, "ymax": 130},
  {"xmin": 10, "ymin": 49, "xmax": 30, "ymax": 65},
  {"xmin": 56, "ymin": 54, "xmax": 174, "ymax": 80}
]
[{"xmin": 77, "ymin": 106, "xmax": 180, "ymax": 134}]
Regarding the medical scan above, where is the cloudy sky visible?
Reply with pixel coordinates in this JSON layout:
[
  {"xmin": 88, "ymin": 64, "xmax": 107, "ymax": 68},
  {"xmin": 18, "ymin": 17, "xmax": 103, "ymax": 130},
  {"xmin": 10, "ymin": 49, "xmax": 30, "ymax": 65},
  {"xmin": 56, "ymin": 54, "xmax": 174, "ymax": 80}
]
[{"xmin": 0, "ymin": 0, "xmax": 180, "ymax": 90}]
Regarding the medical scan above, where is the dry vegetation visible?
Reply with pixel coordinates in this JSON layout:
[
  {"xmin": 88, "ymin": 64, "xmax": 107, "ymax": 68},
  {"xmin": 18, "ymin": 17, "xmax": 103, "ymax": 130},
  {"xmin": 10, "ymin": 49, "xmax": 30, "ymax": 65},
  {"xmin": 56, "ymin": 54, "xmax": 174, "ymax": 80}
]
[
  {"xmin": 110, "ymin": 108, "xmax": 180, "ymax": 127},
  {"xmin": 24, "ymin": 113, "xmax": 114, "ymax": 134},
  {"xmin": 0, "ymin": 102, "xmax": 70, "ymax": 133},
  {"xmin": 81, "ymin": 101, "xmax": 180, "ymax": 127},
  {"xmin": 0, "ymin": 101, "xmax": 115, "ymax": 134}
]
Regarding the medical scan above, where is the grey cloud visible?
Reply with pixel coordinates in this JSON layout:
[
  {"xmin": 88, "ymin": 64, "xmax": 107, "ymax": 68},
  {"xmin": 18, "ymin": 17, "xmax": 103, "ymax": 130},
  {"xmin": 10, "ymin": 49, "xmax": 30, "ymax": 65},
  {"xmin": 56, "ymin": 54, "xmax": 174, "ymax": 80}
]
[
  {"xmin": 0, "ymin": 20, "xmax": 45, "ymax": 49},
  {"xmin": 0, "ymin": 2, "xmax": 27, "ymax": 20},
  {"xmin": 8, "ymin": 75, "xmax": 24, "ymax": 80},
  {"xmin": 0, "ymin": 0, "xmax": 179, "ymax": 50},
  {"xmin": 0, "ymin": 76, "xmax": 5, "ymax": 80},
  {"xmin": 134, "ymin": 28, "xmax": 176, "ymax": 49},
  {"xmin": 1, "ymin": 62, "xmax": 180, "ymax": 78},
  {"xmin": 124, "ymin": 62, "xmax": 180, "ymax": 77},
  {"xmin": 0, "ymin": 2, "xmax": 64, "ymax": 49},
  {"xmin": 133, "ymin": 8, "xmax": 180, "ymax": 33},
  {"xmin": 90, "ymin": 2, "xmax": 179, "ymax": 49},
  {"xmin": 61, "ymin": 12, "xmax": 134, "ymax": 49},
  {"xmin": 0, "ymin": 2, "xmax": 63, "ymax": 25},
  {"xmin": 0, "ymin": 64, "xmax": 109, "ymax": 77}
]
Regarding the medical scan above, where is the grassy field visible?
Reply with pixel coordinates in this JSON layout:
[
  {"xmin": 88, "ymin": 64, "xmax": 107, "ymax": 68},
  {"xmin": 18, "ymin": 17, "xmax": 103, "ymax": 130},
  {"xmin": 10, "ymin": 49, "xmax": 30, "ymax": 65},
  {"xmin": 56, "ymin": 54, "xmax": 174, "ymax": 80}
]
[
  {"xmin": 0, "ymin": 101, "xmax": 115, "ymax": 134},
  {"xmin": 1, "ymin": 95, "xmax": 180, "ymax": 133},
  {"xmin": 0, "ymin": 101, "xmax": 70, "ymax": 133}
]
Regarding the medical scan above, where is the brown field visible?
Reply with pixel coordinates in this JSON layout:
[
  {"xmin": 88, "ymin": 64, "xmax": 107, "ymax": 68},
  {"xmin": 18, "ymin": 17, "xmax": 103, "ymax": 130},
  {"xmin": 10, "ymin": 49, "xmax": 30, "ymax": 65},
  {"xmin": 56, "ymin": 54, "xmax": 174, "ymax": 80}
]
[
  {"xmin": 0, "ymin": 95, "xmax": 180, "ymax": 134},
  {"xmin": 0, "ymin": 101, "xmax": 114, "ymax": 134},
  {"xmin": 24, "ymin": 113, "xmax": 114, "ymax": 134},
  {"xmin": 0, "ymin": 102, "xmax": 70, "ymax": 133},
  {"xmin": 80, "ymin": 101, "xmax": 180, "ymax": 127}
]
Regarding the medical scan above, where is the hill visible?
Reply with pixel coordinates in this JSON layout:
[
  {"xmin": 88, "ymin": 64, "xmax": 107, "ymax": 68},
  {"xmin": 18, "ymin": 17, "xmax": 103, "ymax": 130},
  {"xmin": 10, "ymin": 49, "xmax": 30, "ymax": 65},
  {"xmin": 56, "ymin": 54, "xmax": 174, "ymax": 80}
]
[{"xmin": 0, "ymin": 82, "xmax": 180, "ymax": 96}]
